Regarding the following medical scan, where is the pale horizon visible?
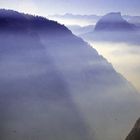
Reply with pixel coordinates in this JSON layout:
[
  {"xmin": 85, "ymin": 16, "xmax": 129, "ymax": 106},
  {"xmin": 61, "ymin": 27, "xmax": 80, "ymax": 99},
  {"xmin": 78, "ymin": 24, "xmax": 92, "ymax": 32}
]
[{"xmin": 0, "ymin": 0, "xmax": 140, "ymax": 17}]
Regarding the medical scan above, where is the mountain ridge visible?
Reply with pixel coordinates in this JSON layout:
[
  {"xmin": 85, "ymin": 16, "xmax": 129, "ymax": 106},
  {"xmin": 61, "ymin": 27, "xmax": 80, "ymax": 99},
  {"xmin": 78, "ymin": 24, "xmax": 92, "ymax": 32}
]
[{"xmin": 0, "ymin": 9, "xmax": 71, "ymax": 35}]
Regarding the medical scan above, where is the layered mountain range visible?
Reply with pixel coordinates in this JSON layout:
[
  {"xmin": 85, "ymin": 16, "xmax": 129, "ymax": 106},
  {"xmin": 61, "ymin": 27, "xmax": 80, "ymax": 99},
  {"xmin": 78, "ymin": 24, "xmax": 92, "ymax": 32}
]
[
  {"xmin": 81, "ymin": 12, "xmax": 140, "ymax": 45},
  {"xmin": 0, "ymin": 9, "xmax": 140, "ymax": 140}
]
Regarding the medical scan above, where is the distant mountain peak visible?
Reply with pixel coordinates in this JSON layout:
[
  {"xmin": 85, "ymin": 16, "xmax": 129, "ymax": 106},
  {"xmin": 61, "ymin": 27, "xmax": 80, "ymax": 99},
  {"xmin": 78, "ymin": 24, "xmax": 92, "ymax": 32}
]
[
  {"xmin": 100, "ymin": 12, "xmax": 123, "ymax": 22},
  {"xmin": 94, "ymin": 12, "xmax": 136, "ymax": 31}
]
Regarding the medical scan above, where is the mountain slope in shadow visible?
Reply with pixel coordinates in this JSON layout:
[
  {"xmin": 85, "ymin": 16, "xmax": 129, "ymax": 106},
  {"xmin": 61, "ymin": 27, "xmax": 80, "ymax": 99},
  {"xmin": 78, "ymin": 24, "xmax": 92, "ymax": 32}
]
[
  {"xmin": 0, "ymin": 9, "xmax": 140, "ymax": 140},
  {"xmin": 0, "ymin": 9, "xmax": 92, "ymax": 140},
  {"xmin": 125, "ymin": 118, "xmax": 140, "ymax": 140}
]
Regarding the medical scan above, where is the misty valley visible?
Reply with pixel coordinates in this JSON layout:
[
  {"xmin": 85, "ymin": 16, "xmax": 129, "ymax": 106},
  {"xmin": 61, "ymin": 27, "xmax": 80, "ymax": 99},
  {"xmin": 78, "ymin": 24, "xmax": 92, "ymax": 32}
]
[{"xmin": 0, "ymin": 9, "xmax": 140, "ymax": 140}]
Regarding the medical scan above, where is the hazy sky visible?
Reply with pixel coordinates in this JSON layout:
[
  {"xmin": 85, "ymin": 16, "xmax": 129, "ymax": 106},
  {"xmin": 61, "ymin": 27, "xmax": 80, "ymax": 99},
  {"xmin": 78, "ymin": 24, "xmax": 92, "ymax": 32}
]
[{"xmin": 0, "ymin": 0, "xmax": 140, "ymax": 16}]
